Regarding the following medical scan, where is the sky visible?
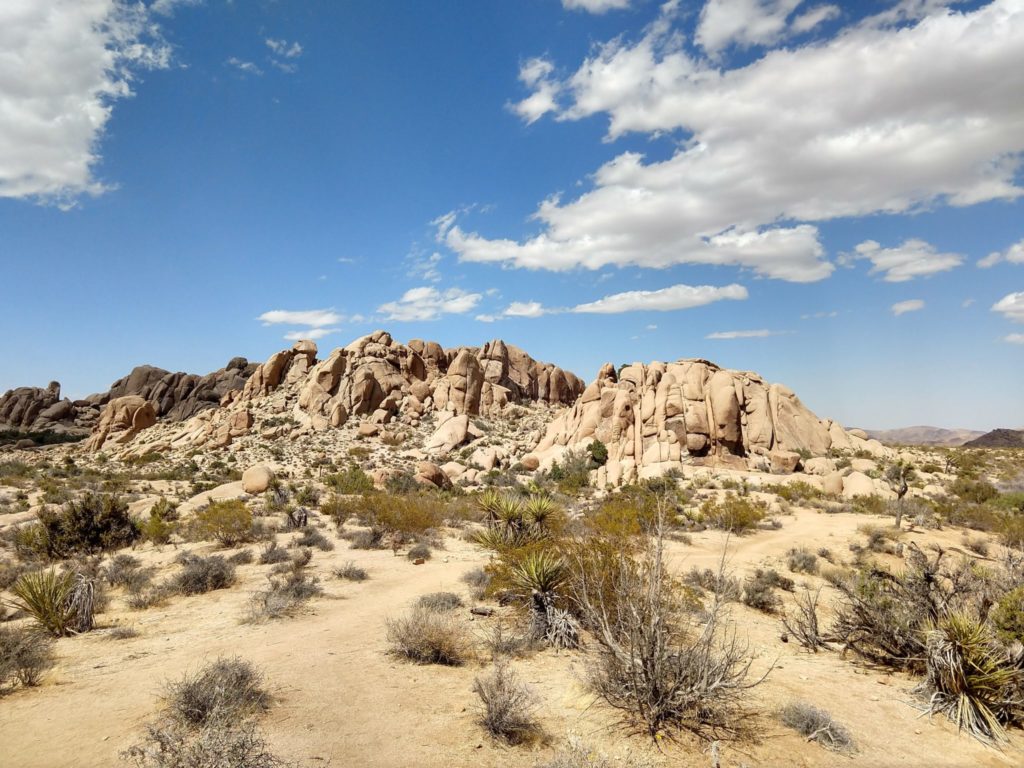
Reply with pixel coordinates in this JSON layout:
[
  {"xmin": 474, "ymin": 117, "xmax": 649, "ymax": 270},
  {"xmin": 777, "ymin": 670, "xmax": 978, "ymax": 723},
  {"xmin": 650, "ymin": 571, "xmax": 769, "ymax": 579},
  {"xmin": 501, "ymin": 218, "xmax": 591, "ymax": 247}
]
[{"xmin": 1, "ymin": 0, "xmax": 1022, "ymax": 431}]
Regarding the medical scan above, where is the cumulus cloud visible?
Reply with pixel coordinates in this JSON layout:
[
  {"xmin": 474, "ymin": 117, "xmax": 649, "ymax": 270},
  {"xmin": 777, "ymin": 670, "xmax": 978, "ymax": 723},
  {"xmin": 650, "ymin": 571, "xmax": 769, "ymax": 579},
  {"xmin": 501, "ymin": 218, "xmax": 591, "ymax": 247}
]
[
  {"xmin": 491, "ymin": 283, "xmax": 747, "ymax": 319},
  {"xmin": 891, "ymin": 299, "xmax": 925, "ymax": 316},
  {"xmin": 151, "ymin": 0, "xmax": 202, "ymax": 15},
  {"xmin": 378, "ymin": 287, "xmax": 481, "ymax": 322},
  {"xmin": 697, "ymin": 0, "xmax": 805, "ymax": 53},
  {"xmin": 510, "ymin": 58, "xmax": 561, "ymax": 124},
  {"xmin": 504, "ymin": 301, "xmax": 547, "ymax": 318},
  {"xmin": 850, "ymin": 239, "xmax": 963, "ymax": 282},
  {"xmin": 992, "ymin": 292, "xmax": 1024, "ymax": 323},
  {"xmin": 480, "ymin": 1, "xmax": 1024, "ymax": 283},
  {"xmin": 259, "ymin": 309, "xmax": 344, "ymax": 327},
  {"xmin": 706, "ymin": 329, "xmax": 785, "ymax": 339},
  {"xmin": 284, "ymin": 327, "xmax": 338, "ymax": 341},
  {"xmin": 562, "ymin": 0, "xmax": 631, "ymax": 13},
  {"xmin": 0, "ymin": 0, "xmax": 172, "ymax": 204},
  {"xmin": 978, "ymin": 238, "xmax": 1024, "ymax": 268},
  {"xmin": 1005, "ymin": 333, "xmax": 1024, "ymax": 344}
]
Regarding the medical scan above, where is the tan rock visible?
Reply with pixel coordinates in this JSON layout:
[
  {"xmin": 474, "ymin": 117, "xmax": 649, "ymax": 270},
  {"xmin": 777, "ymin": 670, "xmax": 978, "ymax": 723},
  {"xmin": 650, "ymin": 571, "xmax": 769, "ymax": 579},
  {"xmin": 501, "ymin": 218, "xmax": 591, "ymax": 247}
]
[
  {"xmin": 842, "ymin": 471, "xmax": 876, "ymax": 498},
  {"xmin": 242, "ymin": 464, "xmax": 275, "ymax": 494},
  {"xmin": 357, "ymin": 423, "xmax": 380, "ymax": 438},
  {"xmin": 414, "ymin": 461, "xmax": 451, "ymax": 489}
]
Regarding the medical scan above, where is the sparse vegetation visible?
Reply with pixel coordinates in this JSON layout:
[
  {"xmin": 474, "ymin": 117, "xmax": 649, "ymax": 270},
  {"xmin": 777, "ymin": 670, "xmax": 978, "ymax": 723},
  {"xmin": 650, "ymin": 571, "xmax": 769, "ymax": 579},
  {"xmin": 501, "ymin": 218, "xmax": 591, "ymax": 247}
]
[
  {"xmin": 779, "ymin": 701, "xmax": 855, "ymax": 753},
  {"xmin": 10, "ymin": 567, "xmax": 94, "ymax": 636},
  {"xmin": 190, "ymin": 500, "xmax": 255, "ymax": 547},
  {"xmin": 699, "ymin": 494, "xmax": 766, "ymax": 533},
  {"xmin": 0, "ymin": 625, "xmax": 55, "ymax": 690},
  {"xmin": 386, "ymin": 605, "xmax": 469, "ymax": 665},
  {"xmin": 416, "ymin": 591, "xmax": 463, "ymax": 612},
  {"xmin": 334, "ymin": 561, "xmax": 368, "ymax": 581},
  {"xmin": 170, "ymin": 555, "xmax": 236, "ymax": 595},
  {"xmin": 473, "ymin": 662, "xmax": 542, "ymax": 744}
]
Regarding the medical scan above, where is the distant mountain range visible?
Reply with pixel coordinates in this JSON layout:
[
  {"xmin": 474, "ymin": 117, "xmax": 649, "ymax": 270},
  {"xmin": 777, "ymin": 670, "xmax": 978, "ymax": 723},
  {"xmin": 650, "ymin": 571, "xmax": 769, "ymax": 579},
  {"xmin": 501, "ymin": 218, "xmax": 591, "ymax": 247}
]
[
  {"xmin": 964, "ymin": 429, "xmax": 1024, "ymax": 448},
  {"xmin": 863, "ymin": 426, "xmax": 986, "ymax": 446}
]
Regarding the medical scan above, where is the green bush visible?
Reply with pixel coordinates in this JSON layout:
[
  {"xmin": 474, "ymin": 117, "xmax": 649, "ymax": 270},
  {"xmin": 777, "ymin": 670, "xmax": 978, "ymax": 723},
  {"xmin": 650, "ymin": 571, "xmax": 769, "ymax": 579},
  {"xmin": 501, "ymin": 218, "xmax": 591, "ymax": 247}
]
[
  {"xmin": 10, "ymin": 568, "xmax": 79, "ymax": 636},
  {"xmin": 586, "ymin": 440, "xmax": 609, "ymax": 467},
  {"xmin": 992, "ymin": 586, "xmax": 1024, "ymax": 644},
  {"xmin": 191, "ymin": 500, "xmax": 253, "ymax": 547},
  {"xmin": 324, "ymin": 465, "xmax": 375, "ymax": 495},
  {"xmin": 140, "ymin": 498, "xmax": 178, "ymax": 544},
  {"xmin": 951, "ymin": 478, "xmax": 999, "ymax": 504},
  {"xmin": 30, "ymin": 493, "xmax": 139, "ymax": 558},
  {"xmin": 699, "ymin": 494, "xmax": 766, "ymax": 533}
]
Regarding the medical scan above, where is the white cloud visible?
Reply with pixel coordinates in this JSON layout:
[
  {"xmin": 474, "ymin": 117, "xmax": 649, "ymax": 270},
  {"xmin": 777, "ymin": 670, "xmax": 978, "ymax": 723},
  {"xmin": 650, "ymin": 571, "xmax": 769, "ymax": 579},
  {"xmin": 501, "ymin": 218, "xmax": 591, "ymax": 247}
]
[
  {"xmin": 378, "ymin": 287, "xmax": 482, "ymax": 322},
  {"xmin": 891, "ymin": 299, "xmax": 925, "ymax": 316},
  {"xmin": 850, "ymin": 239, "xmax": 963, "ymax": 282},
  {"xmin": 646, "ymin": 324, "xmax": 658, "ymax": 330},
  {"xmin": 697, "ymin": 0, "xmax": 804, "ymax": 53},
  {"xmin": 284, "ymin": 327, "xmax": 338, "ymax": 341},
  {"xmin": 992, "ymin": 292, "xmax": 1024, "ymax": 323},
  {"xmin": 0, "ymin": 0, "xmax": 172, "ymax": 204},
  {"xmin": 562, "ymin": 0, "xmax": 631, "ymax": 13},
  {"xmin": 801, "ymin": 310, "xmax": 838, "ymax": 319},
  {"xmin": 504, "ymin": 301, "xmax": 547, "ymax": 318},
  {"xmin": 570, "ymin": 283, "xmax": 747, "ymax": 313},
  {"xmin": 978, "ymin": 238, "xmax": 1024, "ymax": 268},
  {"xmin": 482, "ymin": 1, "xmax": 1024, "ymax": 283},
  {"xmin": 151, "ymin": 0, "xmax": 202, "ymax": 15},
  {"xmin": 791, "ymin": 4, "xmax": 840, "ymax": 33},
  {"xmin": 1005, "ymin": 333, "xmax": 1024, "ymax": 344},
  {"xmin": 259, "ymin": 309, "xmax": 344, "ymax": 327},
  {"xmin": 511, "ymin": 58, "xmax": 561, "ymax": 124},
  {"xmin": 475, "ymin": 314, "xmax": 498, "ymax": 323},
  {"xmin": 962, "ymin": 298, "xmax": 976, "ymax": 308},
  {"xmin": 266, "ymin": 39, "xmax": 303, "ymax": 58},
  {"xmin": 408, "ymin": 251, "xmax": 443, "ymax": 282},
  {"xmin": 706, "ymin": 329, "xmax": 785, "ymax": 339},
  {"xmin": 227, "ymin": 57, "xmax": 263, "ymax": 76}
]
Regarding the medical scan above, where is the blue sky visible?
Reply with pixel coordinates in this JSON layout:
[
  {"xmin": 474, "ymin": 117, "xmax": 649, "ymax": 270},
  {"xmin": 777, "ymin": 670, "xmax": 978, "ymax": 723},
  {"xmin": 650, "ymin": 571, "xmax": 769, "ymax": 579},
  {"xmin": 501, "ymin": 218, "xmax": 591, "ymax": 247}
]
[{"xmin": 1, "ymin": 0, "xmax": 1022, "ymax": 430}]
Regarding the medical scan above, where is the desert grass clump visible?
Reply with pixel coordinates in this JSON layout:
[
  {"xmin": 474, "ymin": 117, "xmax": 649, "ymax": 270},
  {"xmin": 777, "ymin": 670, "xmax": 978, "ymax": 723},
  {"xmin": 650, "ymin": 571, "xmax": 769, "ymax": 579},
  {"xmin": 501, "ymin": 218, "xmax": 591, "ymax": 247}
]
[
  {"xmin": 0, "ymin": 625, "xmax": 55, "ymax": 690},
  {"xmin": 483, "ymin": 620, "xmax": 535, "ymax": 660},
  {"xmin": 386, "ymin": 605, "xmax": 469, "ymax": 665},
  {"xmin": 779, "ymin": 701, "xmax": 855, "ymax": 753},
  {"xmin": 742, "ymin": 569, "xmax": 792, "ymax": 613},
  {"xmin": 246, "ymin": 564, "xmax": 322, "ymax": 622},
  {"xmin": 104, "ymin": 553, "xmax": 154, "ymax": 591},
  {"xmin": 11, "ymin": 567, "xmax": 94, "ymax": 636},
  {"xmin": 536, "ymin": 735, "xmax": 647, "ymax": 768},
  {"xmin": 334, "ymin": 561, "xmax": 368, "ymax": 581},
  {"xmin": 228, "ymin": 548, "xmax": 254, "ymax": 565},
  {"xmin": 683, "ymin": 567, "xmax": 741, "ymax": 601},
  {"xmin": 461, "ymin": 566, "xmax": 491, "ymax": 600},
  {"xmin": 407, "ymin": 542, "xmax": 432, "ymax": 561},
  {"xmin": 107, "ymin": 625, "xmax": 140, "ymax": 640},
  {"xmin": 293, "ymin": 526, "xmax": 333, "ymax": 551},
  {"xmin": 473, "ymin": 662, "xmax": 543, "ymax": 744},
  {"xmin": 166, "ymin": 657, "xmax": 270, "ymax": 727},
  {"xmin": 258, "ymin": 542, "xmax": 291, "ymax": 565},
  {"xmin": 417, "ymin": 591, "xmax": 463, "ymax": 612},
  {"xmin": 170, "ymin": 555, "xmax": 236, "ymax": 595},
  {"xmin": 916, "ymin": 613, "xmax": 1024, "ymax": 744},
  {"xmin": 786, "ymin": 547, "xmax": 818, "ymax": 574}
]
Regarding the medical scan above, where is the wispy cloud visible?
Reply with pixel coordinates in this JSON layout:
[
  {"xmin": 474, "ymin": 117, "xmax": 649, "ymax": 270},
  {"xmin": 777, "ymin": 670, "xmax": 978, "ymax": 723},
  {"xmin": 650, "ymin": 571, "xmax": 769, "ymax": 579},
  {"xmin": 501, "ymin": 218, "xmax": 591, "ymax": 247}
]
[
  {"xmin": 848, "ymin": 239, "xmax": 962, "ymax": 282},
  {"xmin": 1005, "ymin": 333, "xmax": 1024, "ymax": 345},
  {"xmin": 284, "ymin": 327, "xmax": 338, "ymax": 341},
  {"xmin": 226, "ymin": 57, "xmax": 263, "ymax": 76},
  {"xmin": 706, "ymin": 329, "xmax": 788, "ymax": 339},
  {"xmin": 378, "ymin": 286, "xmax": 481, "ymax": 322},
  {"xmin": 266, "ymin": 39, "xmax": 303, "ymax": 58},
  {"xmin": 978, "ymin": 238, "xmax": 1024, "ymax": 268},
  {"xmin": 891, "ymin": 299, "xmax": 925, "ymax": 316},
  {"xmin": 561, "ymin": 0, "xmax": 630, "ymax": 13},
  {"xmin": 259, "ymin": 309, "xmax": 344, "ymax": 327}
]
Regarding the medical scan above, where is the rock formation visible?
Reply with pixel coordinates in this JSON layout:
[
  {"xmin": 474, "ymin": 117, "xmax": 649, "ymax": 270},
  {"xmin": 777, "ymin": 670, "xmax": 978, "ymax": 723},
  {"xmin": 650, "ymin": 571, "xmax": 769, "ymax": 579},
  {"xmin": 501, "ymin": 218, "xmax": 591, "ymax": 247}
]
[
  {"xmin": 524, "ymin": 359, "xmax": 886, "ymax": 486},
  {"xmin": 0, "ymin": 382, "xmax": 100, "ymax": 436},
  {"xmin": 84, "ymin": 396, "xmax": 158, "ymax": 452}
]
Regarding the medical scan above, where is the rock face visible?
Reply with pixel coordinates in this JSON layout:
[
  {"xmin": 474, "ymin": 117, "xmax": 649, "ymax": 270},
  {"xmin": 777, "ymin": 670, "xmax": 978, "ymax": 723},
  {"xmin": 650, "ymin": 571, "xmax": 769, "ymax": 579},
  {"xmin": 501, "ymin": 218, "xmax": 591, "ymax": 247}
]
[
  {"xmin": 526, "ymin": 359, "xmax": 880, "ymax": 486},
  {"xmin": 241, "ymin": 464, "xmax": 275, "ymax": 494},
  {"xmin": 0, "ymin": 381, "xmax": 100, "ymax": 436},
  {"xmin": 84, "ymin": 396, "xmax": 158, "ymax": 452}
]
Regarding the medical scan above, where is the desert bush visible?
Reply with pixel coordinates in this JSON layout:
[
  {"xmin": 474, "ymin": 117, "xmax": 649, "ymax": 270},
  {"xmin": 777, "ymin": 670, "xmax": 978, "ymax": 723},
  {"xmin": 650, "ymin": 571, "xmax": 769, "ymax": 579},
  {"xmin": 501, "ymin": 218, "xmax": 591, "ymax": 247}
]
[
  {"xmin": 140, "ymin": 498, "xmax": 178, "ymax": 544},
  {"xmin": 587, "ymin": 439, "xmax": 609, "ymax": 467},
  {"xmin": 962, "ymin": 534, "xmax": 990, "ymax": 557},
  {"xmin": 11, "ymin": 568, "xmax": 94, "ymax": 636},
  {"xmin": 991, "ymin": 586, "xmax": 1024, "ymax": 644},
  {"xmin": 29, "ymin": 492, "xmax": 139, "ymax": 558},
  {"xmin": 334, "ymin": 562, "xmax": 368, "ymax": 581},
  {"xmin": 483, "ymin": 620, "xmax": 534, "ymax": 660},
  {"xmin": 165, "ymin": 657, "xmax": 270, "ymax": 728},
  {"xmin": 0, "ymin": 558, "xmax": 30, "ymax": 590},
  {"xmin": 917, "ymin": 613, "xmax": 1024, "ymax": 744},
  {"xmin": 544, "ymin": 448, "xmax": 593, "ymax": 495},
  {"xmin": 417, "ymin": 591, "xmax": 463, "ymax": 612},
  {"xmin": 951, "ymin": 478, "xmax": 999, "ymax": 505},
  {"xmin": 293, "ymin": 485, "xmax": 320, "ymax": 506},
  {"xmin": 0, "ymin": 625, "xmax": 55, "ymax": 689},
  {"xmin": 122, "ymin": 717, "xmax": 285, "ymax": 768},
  {"xmin": 742, "ymin": 570, "xmax": 782, "ymax": 613},
  {"xmin": 407, "ymin": 542, "xmax": 432, "ymax": 561},
  {"xmin": 682, "ymin": 567, "xmax": 741, "ymax": 601},
  {"xmin": 293, "ymin": 526, "xmax": 333, "ymax": 551},
  {"xmin": 228, "ymin": 549, "xmax": 254, "ymax": 565},
  {"xmin": 779, "ymin": 701, "xmax": 855, "ymax": 753},
  {"xmin": 860, "ymin": 523, "xmax": 902, "ymax": 553},
  {"xmin": 536, "ymin": 735, "xmax": 648, "ymax": 768},
  {"xmin": 246, "ymin": 565, "xmax": 321, "ymax": 622},
  {"xmin": 699, "ymin": 494, "xmax": 766, "ymax": 533},
  {"xmin": 781, "ymin": 587, "xmax": 830, "ymax": 652},
  {"xmin": 105, "ymin": 553, "xmax": 154, "ymax": 591},
  {"xmin": 346, "ymin": 528, "xmax": 384, "ymax": 550},
  {"xmin": 766, "ymin": 481, "xmax": 824, "ymax": 503},
  {"xmin": 588, "ymin": 491, "xmax": 660, "ymax": 539},
  {"xmin": 786, "ymin": 547, "xmax": 818, "ymax": 574},
  {"xmin": 386, "ymin": 606, "xmax": 469, "ymax": 665},
  {"xmin": 170, "ymin": 555, "xmax": 236, "ymax": 595},
  {"xmin": 574, "ymin": 525, "xmax": 764, "ymax": 739},
  {"xmin": 473, "ymin": 662, "xmax": 542, "ymax": 744},
  {"xmin": 258, "ymin": 542, "xmax": 291, "ymax": 565},
  {"xmin": 190, "ymin": 500, "xmax": 254, "ymax": 547},
  {"xmin": 461, "ymin": 566, "xmax": 491, "ymax": 600},
  {"xmin": 108, "ymin": 625, "xmax": 140, "ymax": 640}
]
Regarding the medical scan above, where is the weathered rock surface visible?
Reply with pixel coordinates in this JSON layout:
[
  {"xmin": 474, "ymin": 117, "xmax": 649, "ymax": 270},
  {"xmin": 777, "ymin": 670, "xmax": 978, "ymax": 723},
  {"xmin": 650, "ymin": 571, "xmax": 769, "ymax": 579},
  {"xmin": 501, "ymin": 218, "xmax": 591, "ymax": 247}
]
[
  {"xmin": 84, "ymin": 396, "xmax": 158, "ymax": 452},
  {"xmin": 0, "ymin": 381, "xmax": 99, "ymax": 436},
  {"xmin": 526, "ymin": 359, "xmax": 883, "ymax": 486},
  {"xmin": 242, "ymin": 464, "xmax": 275, "ymax": 494}
]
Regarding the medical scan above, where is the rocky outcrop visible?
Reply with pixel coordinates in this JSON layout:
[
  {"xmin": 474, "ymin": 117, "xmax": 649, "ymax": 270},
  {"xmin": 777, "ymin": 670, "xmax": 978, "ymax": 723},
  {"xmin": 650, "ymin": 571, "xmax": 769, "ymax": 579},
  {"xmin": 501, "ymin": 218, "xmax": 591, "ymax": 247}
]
[
  {"xmin": 0, "ymin": 382, "xmax": 100, "ymax": 436},
  {"xmin": 525, "ymin": 359, "xmax": 886, "ymax": 486},
  {"xmin": 84, "ymin": 396, "xmax": 158, "ymax": 452}
]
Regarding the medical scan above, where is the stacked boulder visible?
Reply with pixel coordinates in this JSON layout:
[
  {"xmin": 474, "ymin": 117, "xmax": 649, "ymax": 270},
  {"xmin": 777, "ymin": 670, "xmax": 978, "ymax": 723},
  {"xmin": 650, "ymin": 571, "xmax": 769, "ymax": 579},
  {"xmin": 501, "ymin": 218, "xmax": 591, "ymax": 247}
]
[
  {"xmin": 524, "ymin": 359, "xmax": 886, "ymax": 486},
  {"xmin": 0, "ymin": 382, "xmax": 101, "ymax": 437}
]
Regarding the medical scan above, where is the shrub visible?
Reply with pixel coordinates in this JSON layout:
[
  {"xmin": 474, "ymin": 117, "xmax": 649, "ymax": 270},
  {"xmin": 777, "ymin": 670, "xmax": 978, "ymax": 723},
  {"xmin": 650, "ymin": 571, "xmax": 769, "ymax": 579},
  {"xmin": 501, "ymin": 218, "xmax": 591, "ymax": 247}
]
[
  {"xmin": 11, "ymin": 568, "xmax": 93, "ymax": 636},
  {"xmin": 324, "ymin": 465, "xmax": 374, "ymax": 495},
  {"xmin": 386, "ymin": 606, "xmax": 468, "ymax": 665},
  {"xmin": 483, "ymin": 621, "xmax": 534, "ymax": 660},
  {"xmin": 0, "ymin": 625, "xmax": 55, "ymax": 689},
  {"xmin": 140, "ymin": 498, "xmax": 178, "ymax": 544},
  {"xmin": 31, "ymin": 492, "xmax": 139, "ymax": 558},
  {"xmin": 786, "ymin": 547, "xmax": 818, "ymax": 574},
  {"xmin": 258, "ymin": 542, "xmax": 291, "ymax": 565},
  {"xmin": 105, "ymin": 554, "xmax": 154, "ymax": 591},
  {"xmin": 779, "ymin": 701, "xmax": 855, "ymax": 753},
  {"xmin": 536, "ymin": 735, "xmax": 647, "ymax": 768},
  {"xmin": 586, "ymin": 439, "xmax": 609, "ymax": 467},
  {"xmin": 191, "ymin": 500, "xmax": 253, "ymax": 547},
  {"xmin": 917, "ymin": 613, "xmax": 1023, "ymax": 744},
  {"xmin": 228, "ymin": 549, "xmax": 254, "ymax": 565},
  {"xmin": 683, "ymin": 567, "xmax": 741, "ymax": 601},
  {"xmin": 122, "ymin": 718, "xmax": 285, "ymax": 768},
  {"xmin": 293, "ymin": 485, "xmax": 320, "ymax": 506},
  {"xmin": 416, "ymin": 591, "xmax": 463, "ymax": 612},
  {"xmin": 473, "ymin": 663, "xmax": 542, "ymax": 744},
  {"xmin": 293, "ymin": 527, "xmax": 334, "ymax": 551},
  {"xmin": 742, "ymin": 570, "xmax": 782, "ymax": 613},
  {"xmin": 247, "ymin": 561, "xmax": 321, "ymax": 622},
  {"xmin": 461, "ymin": 567, "xmax": 491, "ymax": 600},
  {"xmin": 108, "ymin": 626, "xmax": 140, "ymax": 640},
  {"xmin": 171, "ymin": 555, "xmax": 236, "ymax": 595},
  {"xmin": 962, "ymin": 534, "xmax": 990, "ymax": 557},
  {"xmin": 699, "ymin": 494, "xmax": 766, "ymax": 533},
  {"xmin": 334, "ymin": 562, "xmax": 368, "ymax": 581},
  {"xmin": 781, "ymin": 587, "xmax": 829, "ymax": 652},
  {"xmin": 165, "ymin": 657, "xmax": 270, "ymax": 728},
  {"xmin": 346, "ymin": 528, "xmax": 384, "ymax": 550},
  {"xmin": 407, "ymin": 542, "xmax": 432, "ymax": 561},
  {"xmin": 991, "ymin": 586, "xmax": 1024, "ymax": 644},
  {"xmin": 951, "ymin": 478, "xmax": 999, "ymax": 504}
]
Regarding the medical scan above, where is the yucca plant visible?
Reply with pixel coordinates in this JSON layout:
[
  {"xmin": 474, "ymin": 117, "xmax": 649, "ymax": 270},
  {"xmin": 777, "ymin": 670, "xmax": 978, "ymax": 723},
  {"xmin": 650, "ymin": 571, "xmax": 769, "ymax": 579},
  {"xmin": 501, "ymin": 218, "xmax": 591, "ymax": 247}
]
[
  {"xmin": 471, "ymin": 525, "xmax": 539, "ymax": 553},
  {"xmin": 511, "ymin": 550, "xmax": 578, "ymax": 649},
  {"xmin": 525, "ymin": 494, "xmax": 558, "ymax": 528},
  {"xmin": 917, "ymin": 613, "xmax": 1024, "ymax": 744},
  {"xmin": 510, "ymin": 550, "xmax": 568, "ymax": 595},
  {"xmin": 11, "ymin": 568, "xmax": 77, "ymax": 636}
]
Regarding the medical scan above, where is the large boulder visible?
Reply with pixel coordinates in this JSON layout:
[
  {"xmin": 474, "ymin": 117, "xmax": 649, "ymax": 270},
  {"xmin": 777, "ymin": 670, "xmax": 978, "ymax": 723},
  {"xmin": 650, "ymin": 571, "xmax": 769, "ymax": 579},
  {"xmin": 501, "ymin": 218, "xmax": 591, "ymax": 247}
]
[
  {"xmin": 425, "ymin": 414, "xmax": 472, "ymax": 455},
  {"xmin": 85, "ymin": 396, "xmax": 157, "ymax": 452},
  {"xmin": 842, "ymin": 472, "xmax": 877, "ymax": 499},
  {"xmin": 241, "ymin": 464, "xmax": 275, "ymax": 494}
]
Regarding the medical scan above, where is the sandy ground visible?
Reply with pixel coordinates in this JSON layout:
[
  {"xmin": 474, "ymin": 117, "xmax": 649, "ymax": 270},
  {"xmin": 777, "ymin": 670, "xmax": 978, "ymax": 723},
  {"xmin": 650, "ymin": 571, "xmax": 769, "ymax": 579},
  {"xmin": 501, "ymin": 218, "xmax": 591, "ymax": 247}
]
[{"xmin": 1, "ymin": 507, "xmax": 1022, "ymax": 768}]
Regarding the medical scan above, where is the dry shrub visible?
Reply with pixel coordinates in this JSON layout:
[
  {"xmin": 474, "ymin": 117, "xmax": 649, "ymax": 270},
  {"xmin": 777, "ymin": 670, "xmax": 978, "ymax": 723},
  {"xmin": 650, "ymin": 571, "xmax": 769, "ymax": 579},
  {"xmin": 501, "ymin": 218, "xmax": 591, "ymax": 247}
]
[
  {"xmin": 406, "ymin": 542, "xmax": 432, "ymax": 561},
  {"xmin": 0, "ymin": 625, "xmax": 55, "ymax": 690},
  {"xmin": 699, "ymin": 494, "xmax": 766, "ymax": 533},
  {"xmin": 190, "ymin": 500, "xmax": 254, "ymax": 547},
  {"xmin": 683, "ymin": 567, "xmax": 741, "ymax": 602},
  {"xmin": 461, "ymin": 567, "xmax": 491, "ymax": 600},
  {"xmin": 170, "ymin": 555, "xmax": 236, "ymax": 595},
  {"xmin": 786, "ymin": 547, "xmax": 818, "ymax": 574},
  {"xmin": 258, "ymin": 542, "xmax": 290, "ymax": 565},
  {"xmin": 779, "ymin": 701, "xmax": 855, "ymax": 753},
  {"xmin": 473, "ymin": 662, "xmax": 543, "ymax": 744},
  {"xmin": 742, "ymin": 569, "xmax": 791, "ymax": 613},
  {"xmin": 246, "ymin": 564, "xmax": 322, "ymax": 622},
  {"xmin": 166, "ymin": 657, "xmax": 270, "ymax": 727},
  {"xmin": 483, "ymin": 620, "xmax": 535, "ymax": 660},
  {"xmin": 108, "ymin": 625, "xmax": 140, "ymax": 640},
  {"xmin": 417, "ymin": 591, "xmax": 463, "ymax": 612},
  {"xmin": 781, "ymin": 587, "xmax": 830, "ymax": 652},
  {"xmin": 293, "ymin": 527, "xmax": 333, "ymax": 551},
  {"xmin": 386, "ymin": 605, "xmax": 469, "ymax": 665},
  {"xmin": 536, "ymin": 734, "xmax": 651, "ymax": 768},
  {"xmin": 574, "ymin": 526, "xmax": 765, "ymax": 740},
  {"xmin": 105, "ymin": 554, "xmax": 154, "ymax": 591},
  {"xmin": 228, "ymin": 549, "xmax": 254, "ymax": 565},
  {"xmin": 334, "ymin": 561, "xmax": 368, "ymax": 581}
]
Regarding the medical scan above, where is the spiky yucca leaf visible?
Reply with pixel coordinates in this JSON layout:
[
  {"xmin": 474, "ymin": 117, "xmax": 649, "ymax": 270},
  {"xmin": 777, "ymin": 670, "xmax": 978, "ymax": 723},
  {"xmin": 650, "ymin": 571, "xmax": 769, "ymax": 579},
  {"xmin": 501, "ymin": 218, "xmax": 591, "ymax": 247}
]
[
  {"xmin": 471, "ymin": 525, "xmax": 544, "ymax": 553},
  {"xmin": 11, "ymin": 568, "xmax": 77, "ymax": 637},
  {"xmin": 477, "ymin": 489, "xmax": 503, "ymax": 521},
  {"xmin": 511, "ymin": 550, "xmax": 568, "ymax": 595},
  {"xmin": 525, "ymin": 494, "xmax": 558, "ymax": 527},
  {"xmin": 919, "ymin": 613, "xmax": 1024, "ymax": 744}
]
